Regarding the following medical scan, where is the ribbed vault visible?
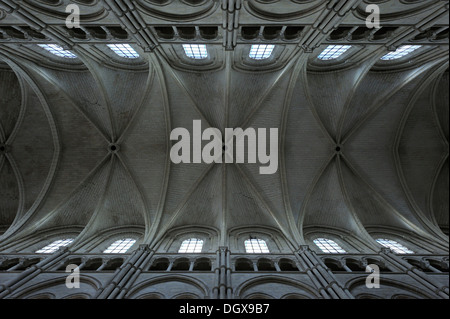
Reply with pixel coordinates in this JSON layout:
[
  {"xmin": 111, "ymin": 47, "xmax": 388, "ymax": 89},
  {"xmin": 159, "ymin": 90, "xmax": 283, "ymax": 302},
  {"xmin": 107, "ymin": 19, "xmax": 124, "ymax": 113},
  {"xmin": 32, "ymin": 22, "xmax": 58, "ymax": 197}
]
[{"xmin": 0, "ymin": 0, "xmax": 448, "ymax": 255}]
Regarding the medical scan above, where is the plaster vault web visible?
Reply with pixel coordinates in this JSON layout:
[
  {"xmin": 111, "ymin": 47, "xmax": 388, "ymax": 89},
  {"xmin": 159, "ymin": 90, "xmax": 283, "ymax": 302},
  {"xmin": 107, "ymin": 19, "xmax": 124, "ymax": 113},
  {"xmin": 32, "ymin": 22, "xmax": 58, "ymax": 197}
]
[
  {"xmin": 0, "ymin": 47, "xmax": 447, "ymax": 254},
  {"xmin": 0, "ymin": 0, "xmax": 448, "ymax": 302}
]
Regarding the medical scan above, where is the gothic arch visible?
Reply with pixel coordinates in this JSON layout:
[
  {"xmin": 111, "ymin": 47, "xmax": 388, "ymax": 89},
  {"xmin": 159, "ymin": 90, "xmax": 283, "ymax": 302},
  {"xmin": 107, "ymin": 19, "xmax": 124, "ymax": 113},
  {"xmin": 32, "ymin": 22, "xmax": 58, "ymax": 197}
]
[
  {"xmin": 77, "ymin": 226, "xmax": 145, "ymax": 253},
  {"xmin": 11, "ymin": 275, "xmax": 101, "ymax": 299},
  {"xmin": 234, "ymin": 275, "xmax": 321, "ymax": 299},
  {"xmin": 12, "ymin": 226, "xmax": 82, "ymax": 253},
  {"xmin": 125, "ymin": 274, "xmax": 209, "ymax": 299},
  {"xmin": 304, "ymin": 226, "xmax": 372, "ymax": 254},
  {"xmin": 158, "ymin": 225, "xmax": 219, "ymax": 253},
  {"xmin": 229, "ymin": 225, "xmax": 293, "ymax": 254},
  {"xmin": 346, "ymin": 276, "xmax": 437, "ymax": 299}
]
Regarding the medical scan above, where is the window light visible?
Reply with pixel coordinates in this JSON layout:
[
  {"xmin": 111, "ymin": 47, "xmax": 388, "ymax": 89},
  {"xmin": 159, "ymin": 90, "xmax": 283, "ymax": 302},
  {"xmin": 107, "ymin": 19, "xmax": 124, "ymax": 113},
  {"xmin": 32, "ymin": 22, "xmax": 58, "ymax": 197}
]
[
  {"xmin": 178, "ymin": 238, "xmax": 204, "ymax": 253},
  {"xmin": 244, "ymin": 238, "xmax": 270, "ymax": 253},
  {"xmin": 37, "ymin": 44, "xmax": 77, "ymax": 58},
  {"xmin": 107, "ymin": 44, "xmax": 139, "ymax": 58},
  {"xmin": 35, "ymin": 239, "xmax": 74, "ymax": 253},
  {"xmin": 104, "ymin": 238, "xmax": 136, "ymax": 253},
  {"xmin": 182, "ymin": 44, "xmax": 208, "ymax": 59},
  {"xmin": 380, "ymin": 45, "xmax": 422, "ymax": 60},
  {"xmin": 376, "ymin": 239, "xmax": 414, "ymax": 254},
  {"xmin": 313, "ymin": 238, "xmax": 346, "ymax": 254},
  {"xmin": 317, "ymin": 45, "xmax": 351, "ymax": 60},
  {"xmin": 249, "ymin": 44, "xmax": 275, "ymax": 60}
]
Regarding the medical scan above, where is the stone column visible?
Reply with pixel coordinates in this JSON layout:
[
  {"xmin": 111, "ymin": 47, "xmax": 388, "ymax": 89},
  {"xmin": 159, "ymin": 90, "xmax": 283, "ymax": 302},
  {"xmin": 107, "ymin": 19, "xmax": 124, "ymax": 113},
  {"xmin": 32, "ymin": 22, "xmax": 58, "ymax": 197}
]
[
  {"xmin": 0, "ymin": 247, "xmax": 70, "ymax": 298},
  {"xmin": 117, "ymin": 249, "xmax": 154, "ymax": 299},
  {"xmin": 6, "ymin": 258, "xmax": 27, "ymax": 271},
  {"xmin": 226, "ymin": 249, "xmax": 233, "ymax": 298},
  {"xmin": 274, "ymin": 261, "xmax": 281, "ymax": 272},
  {"xmin": 108, "ymin": 245, "xmax": 151, "ymax": 299},
  {"xmin": 379, "ymin": 248, "xmax": 449, "ymax": 298},
  {"xmin": 95, "ymin": 244, "xmax": 148, "ymax": 299},
  {"xmin": 295, "ymin": 245, "xmax": 354, "ymax": 299},
  {"xmin": 212, "ymin": 249, "xmax": 220, "ymax": 299},
  {"xmin": 219, "ymin": 247, "xmax": 227, "ymax": 299},
  {"xmin": 96, "ymin": 258, "xmax": 110, "ymax": 271}
]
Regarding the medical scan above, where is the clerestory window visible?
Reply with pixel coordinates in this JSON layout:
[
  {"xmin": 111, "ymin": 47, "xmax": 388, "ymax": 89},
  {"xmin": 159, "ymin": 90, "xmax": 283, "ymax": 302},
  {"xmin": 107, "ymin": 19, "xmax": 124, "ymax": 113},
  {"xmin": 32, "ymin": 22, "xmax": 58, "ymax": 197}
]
[
  {"xmin": 103, "ymin": 238, "xmax": 136, "ymax": 253},
  {"xmin": 107, "ymin": 44, "xmax": 140, "ymax": 58},
  {"xmin": 380, "ymin": 45, "xmax": 422, "ymax": 60},
  {"xmin": 244, "ymin": 238, "xmax": 270, "ymax": 253},
  {"xmin": 317, "ymin": 45, "xmax": 352, "ymax": 60},
  {"xmin": 35, "ymin": 239, "xmax": 74, "ymax": 253},
  {"xmin": 376, "ymin": 238, "xmax": 414, "ymax": 254},
  {"xmin": 182, "ymin": 44, "xmax": 208, "ymax": 59},
  {"xmin": 249, "ymin": 44, "xmax": 275, "ymax": 60},
  {"xmin": 178, "ymin": 238, "xmax": 204, "ymax": 253},
  {"xmin": 313, "ymin": 238, "xmax": 346, "ymax": 254},
  {"xmin": 37, "ymin": 44, "xmax": 77, "ymax": 58}
]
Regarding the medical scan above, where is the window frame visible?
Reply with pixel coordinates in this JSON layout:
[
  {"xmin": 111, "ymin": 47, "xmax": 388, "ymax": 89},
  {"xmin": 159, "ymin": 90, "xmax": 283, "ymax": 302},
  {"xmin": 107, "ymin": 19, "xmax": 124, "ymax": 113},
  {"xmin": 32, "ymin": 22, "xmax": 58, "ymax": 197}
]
[
  {"xmin": 380, "ymin": 45, "xmax": 422, "ymax": 60},
  {"xmin": 103, "ymin": 238, "xmax": 137, "ymax": 254},
  {"xmin": 375, "ymin": 238, "xmax": 414, "ymax": 254},
  {"xmin": 244, "ymin": 238, "xmax": 270, "ymax": 254},
  {"xmin": 178, "ymin": 238, "xmax": 204, "ymax": 253},
  {"xmin": 106, "ymin": 44, "xmax": 140, "ymax": 59},
  {"xmin": 317, "ymin": 44, "xmax": 352, "ymax": 60},
  {"xmin": 182, "ymin": 44, "xmax": 208, "ymax": 60},
  {"xmin": 35, "ymin": 239, "xmax": 74, "ymax": 254},
  {"xmin": 37, "ymin": 44, "xmax": 78, "ymax": 58},
  {"xmin": 313, "ymin": 238, "xmax": 347, "ymax": 254},
  {"xmin": 249, "ymin": 44, "xmax": 275, "ymax": 60}
]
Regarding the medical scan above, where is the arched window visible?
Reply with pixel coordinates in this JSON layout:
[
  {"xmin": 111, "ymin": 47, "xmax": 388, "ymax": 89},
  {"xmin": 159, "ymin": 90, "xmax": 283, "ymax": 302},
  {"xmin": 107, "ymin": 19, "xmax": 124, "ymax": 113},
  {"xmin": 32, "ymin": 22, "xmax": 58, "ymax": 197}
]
[
  {"xmin": 313, "ymin": 238, "xmax": 346, "ymax": 254},
  {"xmin": 380, "ymin": 45, "xmax": 421, "ymax": 60},
  {"xmin": 37, "ymin": 44, "xmax": 77, "ymax": 58},
  {"xmin": 375, "ymin": 238, "xmax": 414, "ymax": 254},
  {"xmin": 107, "ymin": 44, "xmax": 139, "ymax": 58},
  {"xmin": 317, "ymin": 45, "xmax": 351, "ymax": 60},
  {"xmin": 35, "ymin": 239, "xmax": 74, "ymax": 253},
  {"xmin": 244, "ymin": 238, "xmax": 270, "ymax": 253},
  {"xmin": 103, "ymin": 238, "xmax": 136, "ymax": 253},
  {"xmin": 249, "ymin": 44, "xmax": 275, "ymax": 60},
  {"xmin": 182, "ymin": 44, "xmax": 208, "ymax": 59},
  {"xmin": 178, "ymin": 238, "xmax": 203, "ymax": 253}
]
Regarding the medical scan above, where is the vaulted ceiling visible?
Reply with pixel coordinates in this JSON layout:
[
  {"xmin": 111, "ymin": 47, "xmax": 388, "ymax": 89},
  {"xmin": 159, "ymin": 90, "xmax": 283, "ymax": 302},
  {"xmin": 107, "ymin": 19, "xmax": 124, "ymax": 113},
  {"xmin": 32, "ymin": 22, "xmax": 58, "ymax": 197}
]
[{"xmin": 0, "ymin": 0, "xmax": 448, "ymax": 253}]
